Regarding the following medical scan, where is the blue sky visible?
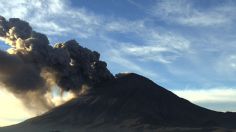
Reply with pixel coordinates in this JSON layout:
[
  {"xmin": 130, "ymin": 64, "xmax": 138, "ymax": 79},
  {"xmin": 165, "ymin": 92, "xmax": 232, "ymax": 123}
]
[{"xmin": 1, "ymin": 0, "xmax": 236, "ymax": 123}]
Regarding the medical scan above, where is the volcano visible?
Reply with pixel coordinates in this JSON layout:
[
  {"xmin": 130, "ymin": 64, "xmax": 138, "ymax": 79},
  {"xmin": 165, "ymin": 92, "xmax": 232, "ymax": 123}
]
[{"xmin": 1, "ymin": 73, "xmax": 236, "ymax": 132}]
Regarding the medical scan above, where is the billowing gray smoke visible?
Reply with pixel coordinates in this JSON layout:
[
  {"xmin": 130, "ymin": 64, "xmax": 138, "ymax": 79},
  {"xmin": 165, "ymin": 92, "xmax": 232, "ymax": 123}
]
[{"xmin": 0, "ymin": 16, "xmax": 113, "ymax": 113}]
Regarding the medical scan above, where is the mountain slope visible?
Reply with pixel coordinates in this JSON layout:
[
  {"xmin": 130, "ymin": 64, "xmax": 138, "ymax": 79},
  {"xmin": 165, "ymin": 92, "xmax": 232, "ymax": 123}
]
[{"xmin": 1, "ymin": 73, "xmax": 236, "ymax": 132}]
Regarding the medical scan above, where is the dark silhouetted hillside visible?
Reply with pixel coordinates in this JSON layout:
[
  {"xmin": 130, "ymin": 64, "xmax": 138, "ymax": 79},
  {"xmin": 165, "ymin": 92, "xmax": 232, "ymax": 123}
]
[{"xmin": 1, "ymin": 73, "xmax": 236, "ymax": 132}]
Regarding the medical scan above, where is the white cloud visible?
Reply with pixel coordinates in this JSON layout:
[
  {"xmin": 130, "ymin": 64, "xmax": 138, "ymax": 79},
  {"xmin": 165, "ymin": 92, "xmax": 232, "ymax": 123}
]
[
  {"xmin": 223, "ymin": 55, "xmax": 236, "ymax": 70},
  {"xmin": 105, "ymin": 19, "xmax": 145, "ymax": 33},
  {"xmin": 173, "ymin": 88, "xmax": 236, "ymax": 103},
  {"xmin": 215, "ymin": 54, "xmax": 236, "ymax": 78},
  {"xmin": 153, "ymin": 0, "xmax": 235, "ymax": 26},
  {"xmin": 121, "ymin": 44, "xmax": 177, "ymax": 63},
  {"xmin": 126, "ymin": 45, "xmax": 171, "ymax": 61},
  {"xmin": 0, "ymin": 0, "xmax": 194, "ymax": 65},
  {"xmin": 102, "ymin": 15, "xmax": 192, "ymax": 64},
  {"xmin": 109, "ymin": 49, "xmax": 169, "ymax": 83},
  {"xmin": 173, "ymin": 87, "xmax": 236, "ymax": 112},
  {"xmin": 119, "ymin": 32, "xmax": 191, "ymax": 63},
  {"xmin": 104, "ymin": 43, "xmax": 159, "ymax": 79},
  {"xmin": 0, "ymin": 0, "xmax": 102, "ymax": 38}
]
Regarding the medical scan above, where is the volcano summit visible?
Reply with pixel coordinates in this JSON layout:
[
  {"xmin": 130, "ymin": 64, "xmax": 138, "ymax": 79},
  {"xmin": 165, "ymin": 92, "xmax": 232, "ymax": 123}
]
[{"xmin": 1, "ymin": 73, "xmax": 236, "ymax": 132}]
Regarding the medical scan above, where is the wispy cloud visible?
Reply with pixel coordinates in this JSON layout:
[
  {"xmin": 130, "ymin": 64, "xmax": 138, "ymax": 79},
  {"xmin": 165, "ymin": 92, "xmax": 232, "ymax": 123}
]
[
  {"xmin": 102, "ymin": 14, "xmax": 193, "ymax": 64},
  {"xmin": 105, "ymin": 19, "xmax": 145, "ymax": 33},
  {"xmin": 0, "ymin": 0, "xmax": 194, "ymax": 66},
  {"xmin": 100, "ymin": 35, "xmax": 162, "ymax": 80},
  {"xmin": 152, "ymin": 0, "xmax": 236, "ymax": 26},
  {"xmin": 215, "ymin": 54, "xmax": 236, "ymax": 77},
  {"xmin": 119, "ymin": 32, "xmax": 191, "ymax": 63},
  {"xmin": 0, "ymin": 0, "xmax": 102, "ymax": 38},
  {"xmin": 107, "ymin": 49, "xmax": 148, "ymax": 72}
]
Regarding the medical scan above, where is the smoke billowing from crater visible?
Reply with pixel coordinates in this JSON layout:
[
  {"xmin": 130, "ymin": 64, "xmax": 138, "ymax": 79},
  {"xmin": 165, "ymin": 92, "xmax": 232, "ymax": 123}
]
[{"xmin": 0, "ymin": 16, "xmax": 113, "ymax": 113}]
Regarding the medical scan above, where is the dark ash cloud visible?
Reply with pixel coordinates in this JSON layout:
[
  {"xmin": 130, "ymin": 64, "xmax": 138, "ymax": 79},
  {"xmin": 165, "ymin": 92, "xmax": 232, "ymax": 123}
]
[{"xmin": 0, "ymin": 16, "xmax": 114, "ymax": 113}]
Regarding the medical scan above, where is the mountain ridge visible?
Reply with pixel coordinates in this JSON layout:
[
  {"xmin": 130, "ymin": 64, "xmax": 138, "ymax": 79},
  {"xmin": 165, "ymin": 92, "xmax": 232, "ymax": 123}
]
[{"xmin": 1, "ymin": 73, "xmax": 236, "ymax": 132}]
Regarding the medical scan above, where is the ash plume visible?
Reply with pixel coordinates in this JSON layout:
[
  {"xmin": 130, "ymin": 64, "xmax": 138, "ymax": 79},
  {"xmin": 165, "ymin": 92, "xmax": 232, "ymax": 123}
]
[{"xmin": 0, "ymin": 16, "xmax": 113, "ymax": 113}]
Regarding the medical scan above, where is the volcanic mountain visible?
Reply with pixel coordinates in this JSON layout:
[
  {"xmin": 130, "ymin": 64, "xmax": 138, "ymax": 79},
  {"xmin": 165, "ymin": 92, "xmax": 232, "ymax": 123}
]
[{"xmin": 1, "ymin": 73, "xmax": 236, "ymax": 132}]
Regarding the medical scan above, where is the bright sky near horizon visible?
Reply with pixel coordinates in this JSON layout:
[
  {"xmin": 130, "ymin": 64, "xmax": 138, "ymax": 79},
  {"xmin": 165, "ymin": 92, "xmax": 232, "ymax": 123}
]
[{"xmin": 1, "ymin": 0, "xmax": 236, "ymax": 127}]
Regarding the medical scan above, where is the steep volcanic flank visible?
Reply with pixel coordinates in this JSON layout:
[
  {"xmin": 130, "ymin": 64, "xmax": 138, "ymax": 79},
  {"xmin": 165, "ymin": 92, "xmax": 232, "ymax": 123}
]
[{"xmin": 2, "ymin": 73, "xmax": 236, "ymax": 132}]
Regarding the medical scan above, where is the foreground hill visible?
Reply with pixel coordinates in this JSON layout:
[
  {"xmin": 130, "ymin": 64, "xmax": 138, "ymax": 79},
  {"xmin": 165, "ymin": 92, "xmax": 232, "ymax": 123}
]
[{"xmin": 1, "ymin": 73, "xmax": 236, "ymax": 132}]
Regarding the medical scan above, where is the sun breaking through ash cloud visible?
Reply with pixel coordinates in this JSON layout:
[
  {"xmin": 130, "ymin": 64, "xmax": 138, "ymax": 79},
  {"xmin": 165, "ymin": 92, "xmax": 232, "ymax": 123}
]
[{"xmin": 0, "ymin": 16, "xmax": 114, "ymax": 113}]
